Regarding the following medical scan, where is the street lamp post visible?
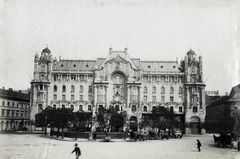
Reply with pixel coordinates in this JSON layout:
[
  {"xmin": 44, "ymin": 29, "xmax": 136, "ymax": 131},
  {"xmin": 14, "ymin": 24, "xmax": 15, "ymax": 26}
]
[{"xmin": 45, "ymin": 116, "xmax": 47, "ymax": 135}]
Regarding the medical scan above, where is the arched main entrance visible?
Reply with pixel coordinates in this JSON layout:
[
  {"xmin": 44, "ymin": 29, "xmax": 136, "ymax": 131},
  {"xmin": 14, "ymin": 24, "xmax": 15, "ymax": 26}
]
[{"xmin": 190, "ymin": 116, "xmax": 200, "ymax": 134}]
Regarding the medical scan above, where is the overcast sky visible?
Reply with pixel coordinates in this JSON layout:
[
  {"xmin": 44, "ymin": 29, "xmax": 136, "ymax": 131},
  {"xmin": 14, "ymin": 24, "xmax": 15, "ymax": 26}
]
[{"xmin": 1, "ymin": 0, "xmax": 239, "ymax": 95}]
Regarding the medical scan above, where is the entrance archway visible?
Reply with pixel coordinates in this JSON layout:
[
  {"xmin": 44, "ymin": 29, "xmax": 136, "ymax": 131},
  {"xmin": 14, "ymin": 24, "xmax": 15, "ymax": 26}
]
[
  {"xmin": 130, "ymin": 116, "xmax": 138, "ymax": 131},
  {"xmin": 190, "ymin": 116, "xmax": 200, "ymax": 134}
]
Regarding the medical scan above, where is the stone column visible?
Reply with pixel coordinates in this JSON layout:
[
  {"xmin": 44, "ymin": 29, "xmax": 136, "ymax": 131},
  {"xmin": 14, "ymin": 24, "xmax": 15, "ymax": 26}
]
[
  {"xmin": 105, "ymin": 85, "xmax": 107, "ymax": 107},
  {"xmin": 127, "ymin": 86, "xmax": 130, "ymax": 108},
  {"xmin": 138, "ymin": 86, "xmax": 141, "ymax": 108}
]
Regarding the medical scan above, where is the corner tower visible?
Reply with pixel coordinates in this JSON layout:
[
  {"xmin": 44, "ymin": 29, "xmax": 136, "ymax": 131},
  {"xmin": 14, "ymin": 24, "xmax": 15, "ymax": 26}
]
[
  {"xmin": 182, "ymin": 49, "xmax": 206, "ymax": 134},
  {"xmin": 30, "ymin": 47, "xmax": 53, "ymax": 120}
]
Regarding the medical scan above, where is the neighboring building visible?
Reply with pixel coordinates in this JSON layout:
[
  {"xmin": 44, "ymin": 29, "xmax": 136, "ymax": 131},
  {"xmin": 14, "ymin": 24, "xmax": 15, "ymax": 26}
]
[
  {"xmin": 205, "ymin": 84, "xmax": 240, "ymax": 134},
  {"xmin": 0, "ymin": 88, "xmax": 30, "ymax": 131},
  {"xmin": 30, "ymin": 47, "xmax": 206, "ymax": 134}
]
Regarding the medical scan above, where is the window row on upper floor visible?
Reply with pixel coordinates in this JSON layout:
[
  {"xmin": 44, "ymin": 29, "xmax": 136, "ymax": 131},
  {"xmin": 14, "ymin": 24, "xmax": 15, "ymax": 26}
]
[
  {"xmin": 53, "ymin": 85, "xmax": 92, "ymax": 93},
  {"xmin": 53, "ymin": 94, "xmax": 92, "ymax": 101},
  {"xmin": 52, "ymin": 74, "xmax": 94, "ymax": 82},
  {"xmin": 1, "ymin": 109, "xmax": 29, "ymax": 118},
  {"xmin": 1, "ymin": 100, "xmax": 29, "ymax": 109},
  {"xmin": 143, "ymin": 86, "xmax": 183, "ymax": 94},
  {"xmin": 143, "ymin": 95, "xmax": 183, "ymax": 103},
  {"xmin": 142, "ymin": 76, "xmax": 184, "ymax": 83}
]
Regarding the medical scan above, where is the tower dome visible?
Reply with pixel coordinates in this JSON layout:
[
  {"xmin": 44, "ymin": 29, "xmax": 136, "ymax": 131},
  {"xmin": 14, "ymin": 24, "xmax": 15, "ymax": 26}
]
[
  {"xmin": 42, "ymin": 47, "xmax": 51, "ymax": 53},
  {"xmin": 187, "ymin": 49, "xmax": 196, "ymax": 56}
]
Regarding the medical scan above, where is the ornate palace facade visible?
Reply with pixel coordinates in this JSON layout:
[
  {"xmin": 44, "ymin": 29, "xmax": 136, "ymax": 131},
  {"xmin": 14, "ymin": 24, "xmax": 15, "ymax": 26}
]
[{"xmin": 30, "ymin": 47, "xmax": 206, "ymax": 134}]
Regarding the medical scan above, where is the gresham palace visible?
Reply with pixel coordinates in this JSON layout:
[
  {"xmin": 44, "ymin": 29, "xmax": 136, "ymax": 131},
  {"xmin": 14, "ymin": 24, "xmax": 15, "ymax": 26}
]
[{"xmin": 30, "ymin": 47, "xmax": 206, "ymax": 134}]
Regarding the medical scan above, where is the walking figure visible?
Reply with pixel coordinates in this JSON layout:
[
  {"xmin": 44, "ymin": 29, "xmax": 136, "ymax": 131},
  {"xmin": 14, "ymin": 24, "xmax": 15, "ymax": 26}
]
[
  {"xmin": 197, "ymin": 139, "xmax": 202, "ymax": 152},
  {"xmin": 71, "ymin": 143, "xmax": 81, "ymax": 159}
]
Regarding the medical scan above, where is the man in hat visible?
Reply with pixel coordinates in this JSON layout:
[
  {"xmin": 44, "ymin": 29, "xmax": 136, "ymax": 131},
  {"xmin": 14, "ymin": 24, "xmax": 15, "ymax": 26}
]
[
  {"xmin": 197, "ymin": 139, "xmax": 202, "ymax": 152},
  {"xmin": 71, "ymin": 143, "xmax": 81, "ymax": 159}
]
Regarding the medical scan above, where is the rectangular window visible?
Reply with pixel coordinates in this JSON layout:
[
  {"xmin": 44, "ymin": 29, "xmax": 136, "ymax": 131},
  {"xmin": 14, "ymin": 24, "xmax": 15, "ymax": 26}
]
[
  {"xmin": 17, "ymin": 103, "xmax": 19, "ymax": 108},
  {"xmin": 70, "ymin": 105, "xmax": 74, "ymax": 110},
  {"xmin": 53, "ymin": 105, "xmax": 56, "ymax": 109},
  {"xmin": 12, "ymin": 110, "xmax": 15, "ymax": 117},
  {"xmin": 161, "ymin": 96, "xmax": 165, "ymax": 103},
  {"xmin": 88, "ymin": 105, "xmax": 91, "ymax": 111},
  {"xmin": 40, "ymin": 85, "xmax": 43, "ymax": 90},
  {"xmin": 21, "ymin": 112, "xmax": 23, "ymax": 117},
  {"xmin": 193, "ymin": 107, "xmax": 198, "ymax": 113},
  {"xmin": 88, "ymin": 95, "xmax": 92, "ymax": 101},
  {"xmin": 62, "ymin": 95, "xmax": 66, "ymax": 101},
  {"xmin": 71, "ymin": 95, "xmax": 74, "ymax": 101},
  {"xmin": 152, "ymin": 96, "xmax": 156, "ymax": 102},
  {"xmin": 16, "ymin": 111, "xmax": 19, "ymax": 117},
  {"xmin": 2, "ymin": 109, "xmax": 5, "ymax": 116},
  {"xmin": 79, "ymin": 105, "xmax": 83, "ymax": 111},
  {"xmin": 144, "ymin": 96, "xmax": 147, "ymax": 102},
  {"xmin": 79, "ymin": 95, "xmax": 83, "ymax": 101},
  {"xmin": 12, "ymin": 102, "xmax": 14, "ymax": 107},
  {"xmin": 38, "ymin": 104, "xmax": 42, "ymax": 111},
  {"xmin": 170, "ymin": 96, "xmax": 174, "ymax": 102},
  {"xmin": 2, "ymin": 101, "xmax": 4, "ymax": 106},
  {"xmin": 53, "ymin": 94, "xmax": 57, "ymax": 100},
  {"xmin": 7, "ymin": 110, "xmax": 10, "ymax": 117},
  {"xmin": 7, "ymin": 102, "xmax": 10, "ymax": 107}
]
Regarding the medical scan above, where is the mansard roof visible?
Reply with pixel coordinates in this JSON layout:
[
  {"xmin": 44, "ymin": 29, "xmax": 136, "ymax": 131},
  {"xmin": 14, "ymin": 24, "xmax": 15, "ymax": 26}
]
[
  {"xmin": 53, "ymin": 60, "xmax": 96, "ymax": 71},
  {"xmin": 140, "ymin": 61, "xmax": 182, "ymax": 73}
]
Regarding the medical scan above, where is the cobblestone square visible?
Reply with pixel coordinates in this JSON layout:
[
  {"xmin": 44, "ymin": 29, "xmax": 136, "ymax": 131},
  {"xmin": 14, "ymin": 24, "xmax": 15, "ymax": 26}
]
[{"xmin": 1, "ymin": 133, "xmax": 240, "ymax": 159}]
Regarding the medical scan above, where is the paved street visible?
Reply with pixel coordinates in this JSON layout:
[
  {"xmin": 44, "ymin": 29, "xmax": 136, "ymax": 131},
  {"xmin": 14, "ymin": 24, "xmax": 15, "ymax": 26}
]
[{"xmin": 0, "ymin": 133, "xmax": 240, "ymax": 159}]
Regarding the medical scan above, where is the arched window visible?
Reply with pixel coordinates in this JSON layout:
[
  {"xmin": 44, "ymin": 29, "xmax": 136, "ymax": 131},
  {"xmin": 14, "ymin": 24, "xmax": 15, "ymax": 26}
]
[
  {"xmin": 80, "ymin": 85, "xmax": 83, "ymax": 93},
  {"xmin": 143, "ymin": 106, "xmax": 148, "ymax": 112},
  {"xmin": 170, "ymin": 87, "xmax": 174, "ymax": 94},
  {"xmin": 89, "ymin": 86, "xmax": 92, "ymax": 93},
  {"xmin": 161, "ymin": 87, "xmax": 165, "ymax": 94},
  {"xmin": 54, "ymin": 85, "xmax": 57, "ymax": 92},
  {"xmin": 144, "ymin": 86, "xmax": 147, "ymax": 93},
  {"xmin": 131, "ymin": 105, "xmax": 136, "ymax": 112},
  {"xmin": 170, "ymin": 106, "xmax": 174, "ymax": 112},
  {"xmin": 62, "ymin": 85, "xmax": 66, "ymax": 92},
  {"xmin": 179, "ymin": 87, "xmax": 183, "ymax": 94},
  {"xmin": 152, "ymin": 86, "xmax": 156, "ymax": 94},
  {"xmin": 53, "ymin": 104, "xmax": 56, "ymax": 109},
  {"xmin": 179, "ymin": 106, "xmax": 183, "ymax": 112},
  {"xmin": 70, "ymin": 105, "xmax": 74, "ymax": 110},
  {"xmin": 71, "ymin": 85, "xmax": 75, "ymax": 92},
  {"xmin": 152, "ymin": 106, "xmax": 156, "ymax": 112}
]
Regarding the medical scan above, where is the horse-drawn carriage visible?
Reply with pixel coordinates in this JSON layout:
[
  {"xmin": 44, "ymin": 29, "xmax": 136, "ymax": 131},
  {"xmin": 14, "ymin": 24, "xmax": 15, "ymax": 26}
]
[{"xmin": 213, "ymin": 134, "xmax": 233, "ymax": 148}]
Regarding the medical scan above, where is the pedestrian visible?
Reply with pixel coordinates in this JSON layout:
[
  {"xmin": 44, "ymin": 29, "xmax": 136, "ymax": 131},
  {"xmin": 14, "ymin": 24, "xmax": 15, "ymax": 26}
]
[
  {"xmin": 71, "ymin": 143, "xmax": 81, "ymax": 159},
  {"xmin": 197, "ymin": 139, "xmax": 202, "ymax": 152}
]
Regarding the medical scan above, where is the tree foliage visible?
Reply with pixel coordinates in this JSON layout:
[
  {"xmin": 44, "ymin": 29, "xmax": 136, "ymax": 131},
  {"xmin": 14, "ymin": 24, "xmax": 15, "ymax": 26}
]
[
  {"xmin": 95, "ymin": 107, "xmax": 128, "ymax": 132},
  {"xmin": 141, "ymin": 106, "xmax": 180, "ymax": 130}
]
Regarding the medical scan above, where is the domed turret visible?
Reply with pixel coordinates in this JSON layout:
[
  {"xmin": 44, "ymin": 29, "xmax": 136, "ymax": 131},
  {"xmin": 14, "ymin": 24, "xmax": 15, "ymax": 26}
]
[
  {"xmin": 187, "ymin": 49, "xmax": 196, "ymax": 56},
  {"xmin": 42, "ymin": 47, "xmax": 51, "ymax": 54}
]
